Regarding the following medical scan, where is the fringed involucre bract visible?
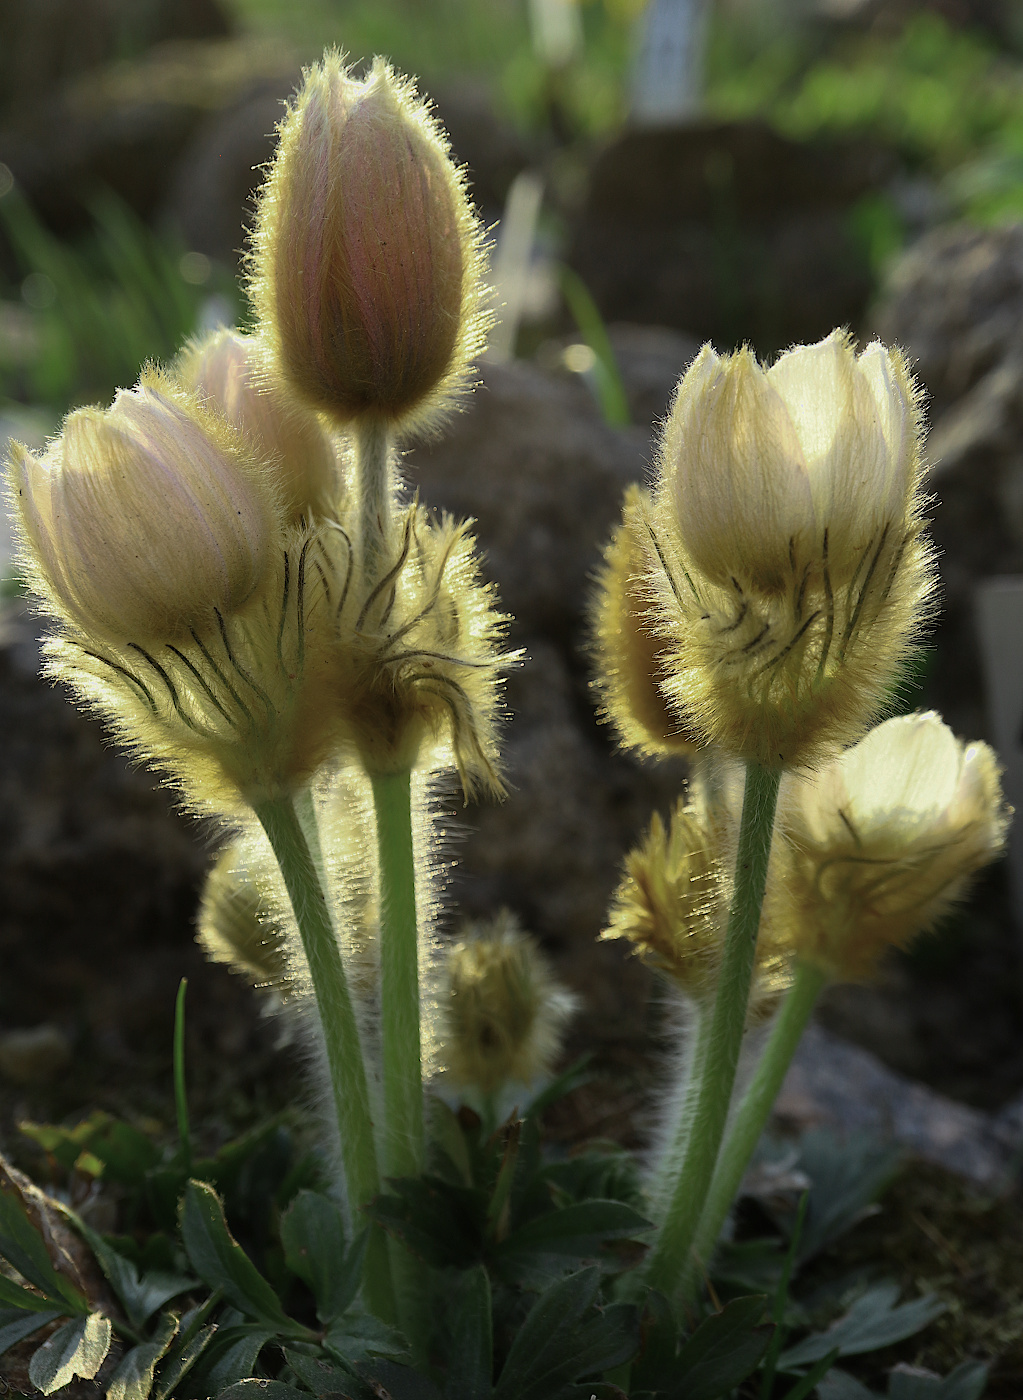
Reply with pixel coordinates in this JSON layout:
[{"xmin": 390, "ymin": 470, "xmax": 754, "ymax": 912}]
[{"xmin": 645, "ymin": 331, "xmax": 937, "ymax": 768}]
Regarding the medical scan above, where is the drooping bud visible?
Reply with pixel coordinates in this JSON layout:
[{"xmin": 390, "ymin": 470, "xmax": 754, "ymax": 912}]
[
  {"xmin": 9, "ymin": 369, "xmax": 278, "ymax": 645},
  {"xmin": 646, "ymin": 331, "xmax": 937, "ymax": 768},
  {"xmin": 176, "ymin": 328, "xmax": 340, "ymax": 523},
  {"xmin": 251, "ymin": 51, "xmax": 487, "ymax": 434},
  {"xmin": 775, "ymin": 712, "xmax": 1008, "ymax": 980},
  {"xmin": 591, "ymin": 483, "xmax": 698, "ymax": 760},
  {"xmin": 439, "ymin": 911, "xmax": 575, "ymax": 1095}
]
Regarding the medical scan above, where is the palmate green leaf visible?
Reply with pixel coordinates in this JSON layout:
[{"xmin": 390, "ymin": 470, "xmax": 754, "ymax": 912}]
[
  {"xmin": 662, "ymin": 1294, "xmax": 771, "ymax": 1400},
  {"xmin": 0, "ymin": 1270, "xmax": 69, "ymax": 1313},
  {"xmin": 360, "ymin": 1358, "xmax": 443, "ymax": 1400},
  {"xmin": 778, "ymin": 1133, "xmax": 900, "ymax": 1264},
  {"xmin": 106, "ymin": 1312, "xmax": 178, "ymax": 1400},
  {"xmin": 27, "ymin": 1311, "xmax": 112, "ymax": 1394},
  {"xmin": 180, "ymin": 1180, "xmax": 303, "ymax": 1335},
  {"xmin": 366, "ymin": 1177, "xmax": 487, "ymax": 1269},
  {"xmin": 285, "ymin": 1349, "xmax": 360, "ymax": 1396},
  {"xmin": 445, "ymin": 1265, "xmax": 492, "ymax": 1400},
  {"xmin": 497, "ymin": 1199, "xmax": 652, "ymax": 1260},
  {"xmin": 279, "ymin": 1191, "xmax": 365, "ymax": 1322},
  {"xmin": 779, "ymin": 1283, "xmax": 946, "ymax": 1369},
  {"xmin": 63, "ymin": 1203, "xmax": 194, "ymax": 1328},
  {"xmin": 0, "ymin": 1188, "xmax": 88, "ymax": 1312},
  {"xmin": 818, "ymin": 1371, "xmax": 877, "ymax": 1400},
  {"xmin": 0, "ymin": 1307, "xmax": 62, "ymax": 1357},
  {"xmin": 493, "ymin": 1267, "xmax": 638, "ymax": 1400},
  {"xmin": 190, "ymin": 1324, "xmax": 275, "ymax": 1392},
  {"xmin": 888, "ymin": 1361, "xmax": 990, "ymax": 1400},
  {"xmin": 151, "ymin": 1319, "xmax": 218, "ymax": 1400}
]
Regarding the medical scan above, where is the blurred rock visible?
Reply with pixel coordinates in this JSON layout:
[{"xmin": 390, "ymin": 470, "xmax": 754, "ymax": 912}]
[
  {"xmin": 538, "ymin": 322, "xmax": 700, "ymax": 430},
  {"xmin": 431, "ymin": 80, "xmax": 541, "ymax": 222},
  {"xmin": 873, "ymin": 221, "xmax": 1023, "ymax": 740},
  {"xmin": 0, "ymin": 1024, "xmax": 71, "ymax": 1085},
  {"xmin": 567, "ymin": 121, "xmax": 895, "ymax": 355}
]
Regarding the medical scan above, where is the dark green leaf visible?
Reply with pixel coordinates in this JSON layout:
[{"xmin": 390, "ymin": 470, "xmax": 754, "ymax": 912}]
[
  {"xmin": 0, "ymin": 1307, "xmax": 62, "ymax": 1357},
  {"xmin": 285, "ymin": 1349, "xmax": 359, "ymax": 1396},
  {"xmin": 777, "ymin": 1348, "xmax": 840, "ymax": 1400},
  {"xmin": 817, "ymin": 1370, "xmax": 878, "ymax": 1400},
  {"xmin": 365, "ymin": 1177, "xmax": 486, "ymax": 1269},
  {"xmin": 219, "ymin": 1383, "xmax": 310, "ymax": 1400},
  {"xmin": 888, "ymin": 1360, "xmax": 989, "ymax": 1400},
  {"xmin": 193, "ymin": 1325, "xmax": 274, "ymax": 1392},
  {"xmin": 358, "ymin": 1358, "xmax": 443, "ymax": 1400},
  {"xmin": 0, "ymin": 1188, "xmax": 87, "ymax": 1311},
  {"xmin": 27, "ymin": 1312, "xmax": 112, "ymax": 1394},
  {"xmin": 494, "ymin": 1266, "xmax": 600, "ymax": 1399},
  {"xmin": 324, "ymin": 1307, "xmax": 410, "ymax": 1365},
  {"xmin": 0, "ymin": 1271, "xmax": 68, "ymax": 1313},
  {"xmin": 446, "ymin": 1265, "xmax": 492, "ymax": 1400},
  {"xmin": 181, "ymin": 1180, "xmax": 300, "ymax": 1333},
  {"xmin": 280, "ymin": 1192, "xmax": 364, "ymax": 1323},
  {"xmin": 629, "ymin": 1288, "xmax": 677, "ymax": 1392},
  {"xmin": 665, "ymin": 1295, "xmax": 770, "ymax": 1400},
  {"xmin": 64, "ymin": 1207, "xmax": 193, "ymax": 1328},
  {"xmin": 779, "ymin": 1284, "xmax": 945, "ymax": 1368},
  {"xmin": 106, "ymin": 1312, "xmax": 178, "ymax": 1400},
  {"xmin": 782, "ymin": 1133, "xmax": 900, "ymax": 1264},
  {"xmin": 151, "ymin": 1321, "xmax": 218, "ymax": 1400},
  {"xmin": 523, "ymin": 1058, "xmax": 593, "ymax": 1123},
  {"xmin": 499, "ymin": 1200, "xmax": 652, "ymax": 1259}
]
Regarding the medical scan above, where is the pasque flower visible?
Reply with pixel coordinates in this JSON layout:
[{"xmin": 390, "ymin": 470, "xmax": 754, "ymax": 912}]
[
  {"xmin": 176, "ymin": 328, "xmax": 340, "ymax": 524},
  {"xmin": 645, "ymin": 331, "xmax": 937, "ymax": 767},
  {"xmin": 10, "ymin": 370, "xmax": 277, "ymax": 646},
  {"xmin": 774, "ymin": 711, "xmax": 1007, "ymax": 979},
  {"xmin": 251, "ymin": 51, "xmax": 487, "ymax": 433}
]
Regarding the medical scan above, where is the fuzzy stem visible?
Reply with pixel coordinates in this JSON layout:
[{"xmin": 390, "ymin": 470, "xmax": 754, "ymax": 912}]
[
  {"xmin": 356, "ymin": 419, "xmax": 395, "ymax": 584},
  {"xmin": 371, "ymin": 769, "xmax": 425, "ymax": 1179},
  {"xmin": 252, "ymin": 795, "xmax": 395, "ymax": 1323},
  {"xmin": 681, "ymin": 959, "xmax": 826, "ymax": 1299},
  {"xmin": 295, "ymin": 786, "xmax": 331, "ymax": 921},
  {"xmin": 370, "ymin": 768, "xmax": 428, "ymax": 1356},
  {"xmin": 644, "ymin": 761, "xmax": 782, "ymax": 1305},
  {"xmin": 647, "ymin": 1000, "xmax": 711, "ymax": 1221}
]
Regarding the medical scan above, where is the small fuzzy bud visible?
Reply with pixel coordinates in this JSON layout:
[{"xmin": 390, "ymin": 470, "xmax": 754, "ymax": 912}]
[
  {"xmin": 646, "ymin": 331, "xmax": 937, "ymax": 767},
  {"xmin": 197, "ymin": 842, "xmax": 293, "ymax": 995},
  {"xmin": 176, "ymin": 329, "xmax": 340, "ymax": 523},
  {"xmin": 439, "ymin": 912, "xmax": 575, "ymax": 1095},
  {"xmin": 604, "ymin": 775, "xmax": 790, "ymax": 1017},
  {"xmin": 591, "ymin": 483, "xmax": 698, "ymax": 759},
  {"xmin": 775, "ymin": 711, "xmax": 1008, "ymax": 980},
  {"xmin": 251, "ymin": 51, "xmax": 487, "ymax": 433},
  {"xmin": 10, "ymin": 370, "xmax": 278, "ymax": 645}
]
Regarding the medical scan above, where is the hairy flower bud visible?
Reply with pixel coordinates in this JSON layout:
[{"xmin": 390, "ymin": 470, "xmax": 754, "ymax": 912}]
[
  {"xmin": 251, "ymin": 51, "xmax": 487, "ymax": 433},
  {"xmin": 591, "ymin": 484, "xmax": 698, "ymax": 759},
  {"xmin": 439, "ymin": 912, "xmax": 575, "ymax": 1095},
  {"xmin": 775, "ymin": 712, "xmax": 1008, "ymax": 980},
  {"xmin": 646, "ymin": 331, "xmax": 936, "ymax": 767},
  {"xmin": 176, "ymin": 329, "xmax": 340, "ymax": 523},
  {"xmin": 10, "ymin": 370, "xmax": 278, "ymax": 645},
  {"xmin": 604, "ymin": 773, "xmax": 790, "ymax": 1017},
  {"xmin": 197, "ymin": 842, "xmax": 293, "ymax": 995}
]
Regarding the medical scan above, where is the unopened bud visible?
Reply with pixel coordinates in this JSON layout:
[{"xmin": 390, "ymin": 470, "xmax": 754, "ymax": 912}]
[
  {"xmin": 197, "ymin": 842, "xmax": 293, "ymax": 995},
  {"xmin": 176, "ymin": 329, "xmax": 340, "ymax": 523},
  {"xmin": 440, "ymin": 911, "xmax": 575, "ymax": 1094},
  {"xmin": 252, "ymin": 51, "xmax": 487, "ymax": 433},
  {"xmin": 776, "ymin": 711, "xmax": 1008, "ymax": 980},
  {"xmin": 10, "ymin": 370, "xmax": 278, "ymax": 644}
]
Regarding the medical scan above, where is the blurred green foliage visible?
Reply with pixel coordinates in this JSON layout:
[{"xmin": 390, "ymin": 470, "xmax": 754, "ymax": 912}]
[{"xmin": 0, "ymin": 191, "xmax": 242, "ymax": 413}]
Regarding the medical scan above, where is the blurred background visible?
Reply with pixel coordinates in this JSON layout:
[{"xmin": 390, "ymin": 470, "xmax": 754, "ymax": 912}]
[{"xmin": 1, "ymin": 0, "xmax": 1023, "ymax": 1252}]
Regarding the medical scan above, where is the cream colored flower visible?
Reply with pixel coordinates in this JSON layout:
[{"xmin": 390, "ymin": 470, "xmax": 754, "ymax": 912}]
[
  {"xmin": 10, "ymin": 372, "xmax": 278, "ymax": 646},
  {"xmin": 775, "ymin": 711, "xmax": 1008, "ymax": 979},
  {"xmin": 646, "ymin": 331, "xmax": 936, "ymax": 767},
  {"xmin": 176, "ymin": 328, "xmax": 340, "ymax": 523}
]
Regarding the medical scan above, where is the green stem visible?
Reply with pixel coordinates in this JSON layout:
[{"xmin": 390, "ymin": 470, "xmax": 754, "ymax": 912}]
[
  {"xmin": 682, "ymin": 960, "xmax": 826, "ymax": 1299},
  {"xmin": 356, "ymin": 420, "xmax": 394, "ymax": 584},
  {"xmin": 253, "ymin": 794, "xmax": 395, "ymax": 1323},
  {"xmin": 644, "ymin": 761, "xmax": 782, "ymax": 1305},
  {"xmin": 370, "ymin": 768, "xmax": 428, "ymax": 1356},
  {"xmin": 294, "ymin": 786, "xmax": 331, "ymax": 919},
  {"xmin": 173, "ymin": 978, "xmax": 191, "ymax": 1170},
  {"xmin": 647, "ymin": 1001, "xmax": 711, "ymax": 1221}
]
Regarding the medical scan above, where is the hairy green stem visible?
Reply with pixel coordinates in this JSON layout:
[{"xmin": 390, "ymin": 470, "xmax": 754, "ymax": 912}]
[
  {"xmin": 370, "ymin": 768, "xmax": 427, "ymax": 1354},
  {"xmin": 253, "ymin": 794, "xmax": 395, "ymax": 1323},
  {"xmin": 682, "ymin": 960, "xmax": 826, "ymax": 1299},
  {"xmin": 356, "ymin": 420, "xmax": 395, "ymax": 584},
  {"xmin": 648, "ymin": 1002, "xmax": 711, "ymax": 1221},
  {"xmin": 644, "ymin": 761, "xmax": 782, "ymax": 1305}
]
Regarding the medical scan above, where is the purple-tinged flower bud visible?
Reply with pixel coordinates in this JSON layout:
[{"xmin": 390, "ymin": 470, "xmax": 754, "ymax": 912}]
[{"xmin": 251, "ymin": 51, "xmax": 487, "ymax": 434}]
